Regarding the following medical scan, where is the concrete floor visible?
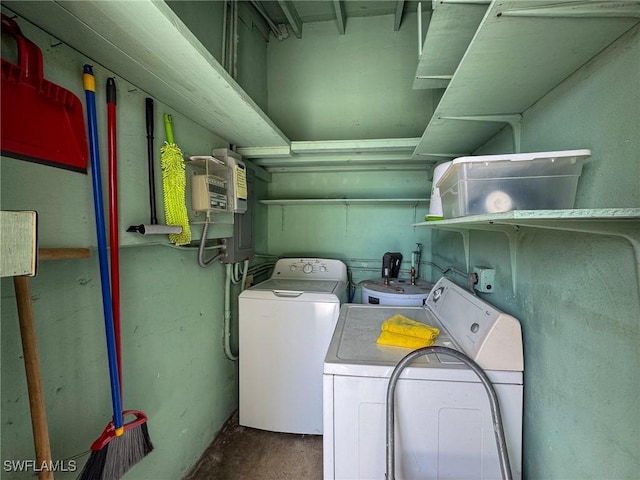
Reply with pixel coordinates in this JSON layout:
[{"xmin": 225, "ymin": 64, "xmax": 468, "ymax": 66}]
[{"xmin": 184, "ymin": 412, "xmax": 323, "ymax": 480}]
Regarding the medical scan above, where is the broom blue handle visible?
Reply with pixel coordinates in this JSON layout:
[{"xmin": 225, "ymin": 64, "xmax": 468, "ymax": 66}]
[{"xmin": 83, "ymin": 65, "xmax": 124, "ymax": 430}]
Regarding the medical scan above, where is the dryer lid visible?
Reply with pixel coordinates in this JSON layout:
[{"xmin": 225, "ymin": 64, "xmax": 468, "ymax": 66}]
[{"xmin": 323, "ymin": 304, "xmax": 522, "ymax": 384}]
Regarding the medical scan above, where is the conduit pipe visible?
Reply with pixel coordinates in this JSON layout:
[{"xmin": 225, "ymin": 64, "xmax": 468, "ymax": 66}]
[
  {"xmin": 198, "ymin": 221, "xmax": 225, "ymax": 268},
  {"xmin": 224, "ymin": 260, "xmax": 249, "ymax": 360},
  {"xmin": 231, "ymin": 260, "xmax": 249, "ymax": 286},
  {"xmin": 224, "ymin": 263, "xmax": 239, "ymax": 361},
  {"xmin": 232, "ymin": 0, "xmax": 238, "ymax": 79},
  {"xmin": 221, "ymin": 0, "xmax": 228, "ymax": 68}
]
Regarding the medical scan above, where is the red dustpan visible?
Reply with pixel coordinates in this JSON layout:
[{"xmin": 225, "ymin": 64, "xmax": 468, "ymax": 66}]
[{"xmin": 1, "ymin": 14, "xmax": 88, "ymax": 173}]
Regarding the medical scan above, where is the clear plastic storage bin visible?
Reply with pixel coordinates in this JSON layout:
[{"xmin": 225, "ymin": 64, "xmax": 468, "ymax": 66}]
[{"xmin": 437, "ymin": 149, "xmax": 591, "ymax": 218}]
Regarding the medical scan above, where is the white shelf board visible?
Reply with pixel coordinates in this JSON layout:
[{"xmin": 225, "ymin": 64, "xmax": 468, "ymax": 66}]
[
  {"xmin": 414, "ymin": 208, "xmax": 640, "ymax": 293},
  {"xmin": 4, "ymin": 0, "xmax": 289, "ymax": 148},
  {"xmin": 413, "ymin": 0, "xmax": 640, "ymax": 156},
  {"xmin": 413, "ymin": 1, "xmax": 490, "ymax": 89},
  {"xmin": 239, "ymin": 138, "xmax": 447, "ymax": 172},
  {"xmin": 414, "ymin": 208, "xmax": 640, "ymax": 229},
  {"xmin": 261, "ymin": 198, "xmax": 430, "ymax": 206},
  {"xmin": 239, "ymin": 138, "xmax": 422, "ymax": 158}
]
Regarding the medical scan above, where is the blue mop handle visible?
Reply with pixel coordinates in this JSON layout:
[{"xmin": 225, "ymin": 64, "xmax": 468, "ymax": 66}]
[{"xmin": 83, "ymin": 65, "xmax": 124, "ymax": 431}]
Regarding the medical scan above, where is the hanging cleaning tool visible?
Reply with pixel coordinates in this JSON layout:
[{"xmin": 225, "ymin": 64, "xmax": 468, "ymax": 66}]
[
  {"xmin": 160, "ymin": 113, "xmax": 191, "ymax": 245},
  {"xmin": 106, "ymin": 77, "xmax": 123, "ymax": 392},
  {"xmin": 0, "ymin": 14, "xmax": 87, "ymax": 173},
  {"xmin": 127, "ymin": 98, "xmax": 182, "ymax": 236},
  {"xmin": 3, "ymin": 209, "xmax": 52, "ymax": 480},
  {"xmin": 78, "ymin": 65, "xmax": 152, "ymax": 480}
]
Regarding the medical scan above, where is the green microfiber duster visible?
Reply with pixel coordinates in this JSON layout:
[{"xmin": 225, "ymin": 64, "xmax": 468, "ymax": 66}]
[{"xmin": 161, "ymin": 113, "xmax": 191, "ymax": 245}]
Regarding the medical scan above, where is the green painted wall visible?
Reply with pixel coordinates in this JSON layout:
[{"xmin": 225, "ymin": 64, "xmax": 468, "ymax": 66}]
[
  {"xmin": 264, "ymin": 170, "xmax": 434, "ymax": 298},
  {"xmin": 167, "ymin": 0, "xmax": 269, "ymax": 112},
  {"xmin": 262, "ymin": 11, "xmax": 639, "ymax": 479},
  {"xmin": 263, "ymin": 10, "xmax": 437, "ymax": 292},
  {"xmin": 3, "ymin": 3, "xmax": 638, "ymax": 480},
  {"xmin": 166, "ymin": 1, "xmax": 225, "ymax": 62},
  {"xmin": 0, "ymin": 13, "xmax": 245, "ymax": 480},
  {"xmin": 432, "ymin": 24, "xmax": 640, "ymax": 478},
  {"xmin": 236, "ymin": 3, "xmax": 269, "ymax": 112},
  {"xmin": 266, "ymin": 12, "xmax": 436, "ymax": 140}
]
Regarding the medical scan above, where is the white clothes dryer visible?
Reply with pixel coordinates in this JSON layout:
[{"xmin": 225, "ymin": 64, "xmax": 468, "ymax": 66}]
[
  {"xmin": 239, "ymin": 258, "xmax": 347, "ymax": 435},
  {"xmin": 323, "ymin": 277, "xmax": 524, "ymax": 479}
]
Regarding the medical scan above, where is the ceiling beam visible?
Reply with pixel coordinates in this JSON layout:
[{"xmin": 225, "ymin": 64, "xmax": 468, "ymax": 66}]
[
  {"xmin": 277, "ymin": 0, "xmax": 303, "ymax": 38},
  {"xmin": 334, "ymin": 0, "xmax": 346, "ymax": 34},
  {"xmin": 394, "ymin": 1, "xmax": 405, "ymax": 30}
]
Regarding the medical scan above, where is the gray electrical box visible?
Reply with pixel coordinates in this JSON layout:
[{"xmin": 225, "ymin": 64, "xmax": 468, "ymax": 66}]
[{"xmin": 223, "ymin": 167, "xmax": 255, "ymax": 264}]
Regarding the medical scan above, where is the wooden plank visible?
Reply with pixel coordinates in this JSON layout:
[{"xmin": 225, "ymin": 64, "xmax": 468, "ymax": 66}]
[
  {"xmin": 413, "ymin": 1, "xmax": 489, "ymax": 89},
  {"xmin": 414, "ymin": 0, "xmax": 640, "ymax": 155},
  {"xmin": 394, "ymin": 0, "xmax": 405, "ymax": 31},
  {"xmin": 236, "ymin": 146, "xmax": 292, "ymax": 158},
  {"xmin": 278, "ymin": 0, "xmax": 303, "ymax": 38},
  {"xmin": 414, "ymin": 208, "xmax": 640, "ymax": 226},
  {"xmin": 0, "ymin": 211, "xmax": 37, "ymax": 278},
  {"xmin": 334, "ymin": 0, "xmax": 346, "ymax": 34},
  {"xmin": 291, "ymin": 138, "xmax": 420, "ymax": 153},
  {"xmin": 38, "ymin": 248, "xmax": 91, "ymax": 261},
  {"xmin": 261, "ymin": 198, "xmax": 430, "ymax": 205}
]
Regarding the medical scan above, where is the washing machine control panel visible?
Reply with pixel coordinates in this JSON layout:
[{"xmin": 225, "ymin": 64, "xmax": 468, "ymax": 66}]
[{"xmin": 272, "ymin": 258, "xmax": 347, "ymax": 281}]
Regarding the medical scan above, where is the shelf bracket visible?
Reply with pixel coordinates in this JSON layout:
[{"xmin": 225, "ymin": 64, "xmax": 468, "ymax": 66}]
[
  {"xmin": 441, "ymin": 114, "xmax": 522, "ymax": 153},
  {"xmin": 434, "ymin": 227, "xmax": 472, "ymax": 271},
  {"xmin": 415, "ymin": 75, "xmax": 454, "ymax": 80},
  {"xmin": 461, "ymin": 223, "xmax": 521, "ymax": 293},
  {"xmin": 486, "ymin": 224, "xmax": 521, "ymax": 294},
  {"xmin": 430, "ymin": 224, "xmax": 521, "ymax": 293},
  {"xmin": 417, "ymin": 210, "xmax": 640, "ymax": 295},
  {"xmin": 496, "ymin": 220, "xmax": 640, "ymax": 294},
  {"xmin": 498, "ymin": 1, "xmax": 640, "ymax": 19},
  {"xmin": 344, "ymin": 202, "xmax": 350, "ymax": 232}
]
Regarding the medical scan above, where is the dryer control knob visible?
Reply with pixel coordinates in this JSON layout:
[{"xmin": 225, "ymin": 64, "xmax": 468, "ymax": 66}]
[
  {"xmin": 289, "ymin": 265, "xmax": 297, "ymax": 271},
  {"xmin": 302, "ymin": 263, "xmax": 313, "ymax": 274},
  {"xmin": 319, "ymin": 265, "xmax": 327, "ymax": 273}
]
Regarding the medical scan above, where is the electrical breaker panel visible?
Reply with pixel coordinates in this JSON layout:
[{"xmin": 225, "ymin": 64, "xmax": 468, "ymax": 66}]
[{"xmin": 213, "ymin": 148, "xmax": 247, "ymax": 214}]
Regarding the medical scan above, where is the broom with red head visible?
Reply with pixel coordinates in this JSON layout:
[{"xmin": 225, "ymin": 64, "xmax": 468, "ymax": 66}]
[{"xmin": 78, "ymin": 66, "xmax": 153, "ymax": 480}]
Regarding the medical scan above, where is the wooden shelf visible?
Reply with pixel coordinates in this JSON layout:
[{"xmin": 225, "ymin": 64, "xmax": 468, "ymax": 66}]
[
  {"xmin": 412, "ymin": 0, "xmax": 640, "ymax": 156},
  {"xmin": 413, "ymin": 0, "xmax": 490, "ymax": 90},
  {"xmin": 5, "ymin": 0, "xmax": 289, "ymax": 149},
  {"xmin": 414, "ymin": 208, "xmax": 640, "ymax": 292},
  {"xmin": 414, "ymin": 208, "xmax": 640, "ymax": 229},
  {"xmin": 261, "ymin": 198, "xmax": 430, "ymax": 206},
  {"xmin": 239, "ymin": 138, "xmax": 445, "ymax": 172}
]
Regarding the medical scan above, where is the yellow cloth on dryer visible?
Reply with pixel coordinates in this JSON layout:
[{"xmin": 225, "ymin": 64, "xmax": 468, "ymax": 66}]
[
  {"xmin": 381, "ymin": 314, "xmax": 440, "ymax": 340},
  {"xmin": 376, "ymin": 331, "xmax": 435, "ymax": 349}
]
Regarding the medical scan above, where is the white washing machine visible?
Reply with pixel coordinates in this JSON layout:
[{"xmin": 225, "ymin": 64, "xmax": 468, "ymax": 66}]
[
  {"xmin": 239, "ymin": 257, "xmax": 348, "ymax": 435},
  {"xmin": 323, "ymin": 277, "xmax": 524, "ymax": 479}
]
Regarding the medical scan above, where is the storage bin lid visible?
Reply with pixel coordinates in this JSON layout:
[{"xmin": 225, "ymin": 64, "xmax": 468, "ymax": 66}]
[{"xmin": 437, "ymin": 149, "xmax": 591, "ymax": 187}]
